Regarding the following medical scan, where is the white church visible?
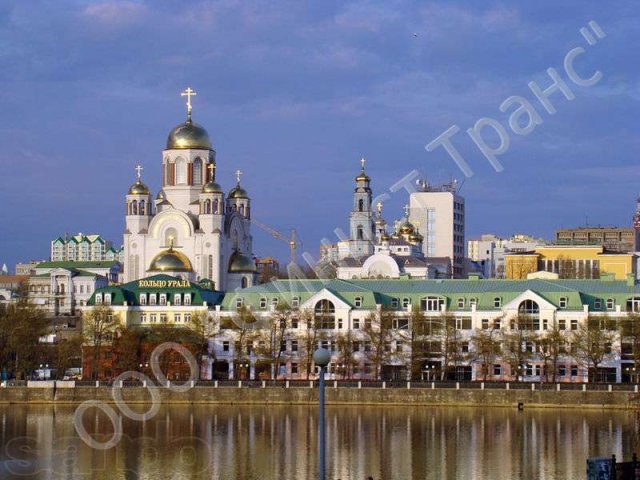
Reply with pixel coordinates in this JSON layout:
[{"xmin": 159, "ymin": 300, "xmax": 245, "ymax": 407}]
[{"xmin": 123, "ymin": 88, "xmax": 257, "ymax": 291}]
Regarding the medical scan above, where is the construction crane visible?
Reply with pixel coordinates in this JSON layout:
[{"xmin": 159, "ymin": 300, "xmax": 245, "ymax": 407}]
[{"xmin": 251, "ymin": 219, "xmax": 301, "ymax": 266}]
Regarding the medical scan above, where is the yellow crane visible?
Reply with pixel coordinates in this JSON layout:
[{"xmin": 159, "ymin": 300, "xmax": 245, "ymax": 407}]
[{"xmin": 251, "ymin": 219, "xmax": 300, "ymax": 266}]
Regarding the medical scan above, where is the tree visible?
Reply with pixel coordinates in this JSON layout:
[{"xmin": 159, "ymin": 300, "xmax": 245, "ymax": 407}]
[
  {"xmin": 573, "ymin": 316, "xmax": 616, "ymax": 382},
  {"xmin": 335, "ymin": 331, "xmax": 355, "ymax": 379},
  {"xmin": 227, "ymin": 306, "xmax": 259, "ymax": 380},
  {"xmin": 82, "ymin": 305, "xmax": 120, "ymax": 380},
  {"xmin": 112, "ymin": 327, "xmax": 143, "ymax": 374},
  {"xmin": 439, "ymin": 314, "xmax": 465, "ymax": 381},
  {"xmin": 408, "ymin": 306, "xmax": 430, "ymax": 381},
  {"xmin": 298, "ymin": 308, "xmax": 321, "ymax": 379},
  {"xmin": 53, "ymin": 335, "xmax": 84, "ymax": 380},
  {"xmin": 0, "ymin": 297, "xmax": 49, "ymax": 379},
  {"xmin": 471, "ymin": 328, "xmax": 502, "ymax": 381},
  {"xmin": 255, "ymin": 304, "xmax": 291, "ymax": 379},
  {"xmin": 538, "ymin": 321, "xmax": 567, "ymax": 382},
  {"xmin": 502, "ymin": 314, "xmax": 538, "ymax": 381},
  {"xmin": 361, "ymin": 307, "xmax": 394, "ymax": 380}
]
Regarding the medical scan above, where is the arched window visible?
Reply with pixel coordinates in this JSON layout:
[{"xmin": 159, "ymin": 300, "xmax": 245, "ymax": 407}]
[
  {"xmin": 358, "ymin": 198, "xmax": 364, "ymax": 212},
  {"xmin": 213, "ymin": 199, "xmax": 219, "ymax": 214},
  {"xmin": 165, "ymin": 227, "xmax": 178, "ymax": 247},
  {"xmin": 314, "ymin": 299, "xmax": 335, "ymax": 329},
  {"xmin": 357, "ymin": 226, "xmax": 364, "ymax": 240},
  {"xmin": 239, "ymin": 204, "xmax": 245, "ymax": 215},
  {"xmin": 204, "ymin": 199, "xmax": 211, "ymax": 214},
  {"xmin": 167, "ymin": 161, "xmax": 176, "ymax": 186},
  {"xmin": 518, "ymin": 300, "xmax": 539, "ymax": 315},
  {"xmin": 131, "ymin": 200, "xmax": 138, "ymax": 215},
  {"xmin": 139, "ymin": 200, "xmax": 145, "ymax": 215},
  {"xmin": 193, "ymin": 158, "xmax": 203, "ymax": 184},
  {"xmin": 176, "ymin": 158, "xmax": 187, "ymax": 184},
  {"xmin": 241, "ymin": 277, "xmax": 248, "ymax": 288}
]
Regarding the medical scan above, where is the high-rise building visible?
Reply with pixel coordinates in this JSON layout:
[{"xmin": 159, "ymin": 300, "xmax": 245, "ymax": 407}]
[
  {"xmin": 409, "ymin": 180, "xmax": 465, "ymax": 278},
  {"xmin": 633, "ymin": 194, "xmax": 640, "ymax": 251}
]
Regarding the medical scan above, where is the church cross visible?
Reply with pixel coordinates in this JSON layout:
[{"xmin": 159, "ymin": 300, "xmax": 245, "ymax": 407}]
[
  {"xmin": 207, "ymin": 162, "xmax": 216, "ymax": 179},
  {"xmin": 235, "ymin": 169, "xmax": 243, "ymax": 183},
  {"xmin": 135, "ymin": 165, "xmax": 143, "ymax": 180},
  {"xmin": 376, "ymin": 201, "xmax": 383, "ymax": 215},
  {"xmin": 181, "ymin": 87, "xmax": 197, "ymax": 118},
  {"xmin": 360, "ymin": 157, "xmax": 366, "ymax": 169},
  {"xmin": 404, "ymin": 204, "xmax": 410, "ymax": 216}
]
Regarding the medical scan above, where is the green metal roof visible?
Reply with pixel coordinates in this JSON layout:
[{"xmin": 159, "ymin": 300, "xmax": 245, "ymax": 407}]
[
  {"xmin": 87, "ymin": 274, "xmax": 224, "ymax": 307},
  {"xmin": 221, "ymin": 278, "xmax": 640, "ymax": 312}
]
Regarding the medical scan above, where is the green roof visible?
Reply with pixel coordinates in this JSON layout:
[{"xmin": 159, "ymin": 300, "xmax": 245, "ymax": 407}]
[
  {"xmin": 37, "ymin": 261, "xmax": 120, "ymax": 269},
  {"xmin": 87, "ymin": 274, "xmax": 224, "ymax": 307},
  {"xmin": 221, "ymin": 278, "xmax": 640, "ymax": 312}
]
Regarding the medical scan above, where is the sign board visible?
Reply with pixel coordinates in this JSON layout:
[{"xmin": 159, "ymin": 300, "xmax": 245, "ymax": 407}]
[
  {"xmin": 137, "ymin": 279, "xmax": 190, "ymax": 289},
  {"xmin": 587, "ymin": 457, "xmax": 613, "ymax": 480}
]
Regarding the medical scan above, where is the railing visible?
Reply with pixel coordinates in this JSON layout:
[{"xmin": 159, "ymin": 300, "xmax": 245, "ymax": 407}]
[{"xmin": 7, "ymin": 379, "xmax": 640, "ymax": 391}]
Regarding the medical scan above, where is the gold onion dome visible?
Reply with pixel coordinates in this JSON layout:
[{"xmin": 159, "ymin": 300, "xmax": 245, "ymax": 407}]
[
  {"xmin": 409, "ymin": 232, "xmax": 423, "ymax": 243},
  {"xmin": 166, "ymin": 119, "xmax": 212, "ymax": 150},
  {"xmin": 228, "ymin": 251, "xmax": 257, "ymax": 273},
  {"xmin": 128, "ymin": 180, "xmax": 150, "ymax": 195},
  {"xmin": 380, "ymin": 233, "xmax": 391, "ymax": 242},
  {"xmin": 156, "ymin": 190, "xmax": 166, "ymax": 200},
  {"xmin": 399, "ymin": 221, "xmax": 415, "ymax": 234},
  {"xmin": 148, "ymin": 246, "xmax": 193, "ymax": 272},
  {"xmin": 228, "ymin": 185, "xmax": 249, "ymax": 199},
  {"xmin": 355, "ymin": 170, "xmax": 370, "ymax": 182},
  {"xmin": 202, "ymin": 181, "xmax": 223, "ymax": 194}
]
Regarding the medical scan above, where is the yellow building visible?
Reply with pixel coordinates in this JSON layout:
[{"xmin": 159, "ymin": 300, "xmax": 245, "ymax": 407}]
[{"xmin": 505, "ymin": 245, "xmax": 636, "ymax": 280}]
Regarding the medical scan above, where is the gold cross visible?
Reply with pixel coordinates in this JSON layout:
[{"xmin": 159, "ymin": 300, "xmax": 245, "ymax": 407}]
[
  {"xmin": 135, "ymin": 165, "xmax": 143, "ymax": 180},
  {"xmin": 360, "ymin": 157, "xmax": 366, "ymax": 170},
  {"xmin": 207, "ymin": 162, "xmax": 216, "ymax": 179},
  {"xmin": 404, "ymin": 204, "xmax": 410, "ymax": 216},
  {"xmin": 180, "ymin": 87, "xmax": 197, "ymax": 118},
  {"xmin": 235, "ymin": 169, "xmax": 243, "ymax": 183},
  {"xmin": 376, "ymin": 201, "xmax": 383, "ymax": 215}
]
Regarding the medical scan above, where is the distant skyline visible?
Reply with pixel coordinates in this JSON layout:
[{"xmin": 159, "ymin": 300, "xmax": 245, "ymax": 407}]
[{"xmin": 1, "ymin": 1, "xmax": 639, "ymax": 270}]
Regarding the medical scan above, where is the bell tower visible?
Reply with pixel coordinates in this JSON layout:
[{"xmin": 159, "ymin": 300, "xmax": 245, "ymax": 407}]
[{"xmin": 348, "ymin": 158, "xmax": 375, "ymax": 258}]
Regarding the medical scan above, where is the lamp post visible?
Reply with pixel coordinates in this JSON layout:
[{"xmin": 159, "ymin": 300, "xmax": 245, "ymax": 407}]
[{"xmin": 313, "ymin": 348, "xmax": 331, "ymax": 480}]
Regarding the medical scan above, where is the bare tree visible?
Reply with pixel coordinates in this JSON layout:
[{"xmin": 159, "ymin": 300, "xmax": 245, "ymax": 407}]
[
  {"xmin": 538, "ymin": 321, "xmax": 567, "ymax": 382},
  {"xmin": 620, "ymin": 312, "xmax": 640, "ymax": 381},
  {"xmin": 573, "ymin": 315, "xmax": 616, "ymax": 382},
  {"xmin": 471, "ymin": 328, "xmax": 502, "ymax": 381},
  {"xmin": 82, "ymin": 305, "xmax": 120, "ymax": 380},
  {"xmin": 335, "ymin": 331, "xmax": 355, "ymax": 379},
  {"xmin": 408, "ymin": 306, "xmax": 429, "ymax": 381},
  {"xmin": 298, "ymin": 308, "xmax": 320, "ymax": 379},
  {"xmin": 439, "ymin": 313, "xmax": 464, "ymax": 381},
  {"xmin": 502, "ymin": 313, "xmax": 538, "ymax": 381},
  {"xmin": 361, "ymin": 307, "xmax": 394, "ymax": 380},
  {"xmin": 227, "ymin": 306, "xmax": 259, "ymax": 380}
]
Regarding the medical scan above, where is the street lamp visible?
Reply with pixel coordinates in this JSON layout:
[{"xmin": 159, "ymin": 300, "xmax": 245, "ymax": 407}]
[{"xmin": 313, "ymin": 348, "xmax": 331, "ymax": 480}]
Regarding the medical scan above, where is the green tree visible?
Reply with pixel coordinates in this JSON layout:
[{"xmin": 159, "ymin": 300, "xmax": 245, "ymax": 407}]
[{"xmin": 82, "ymin": 305, "xmax": 120, "ymax": 380}]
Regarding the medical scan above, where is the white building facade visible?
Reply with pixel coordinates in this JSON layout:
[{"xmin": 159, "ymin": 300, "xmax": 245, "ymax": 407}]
[{"xmin": 123, "ymin": 90, "xmax": 257, "ymax": 291}]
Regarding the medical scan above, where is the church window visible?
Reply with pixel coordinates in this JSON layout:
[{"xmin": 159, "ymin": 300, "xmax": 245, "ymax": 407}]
[
  {"xmin": 193, "ymin": 158, "xmax": 203, "ymax": 184},
  {"xmin": 140, "ymin": 294, "xmax": 147, "ymax": 305},
  {"xmin": 358, "ymin": 199, "xmax": 364, "ymax": 212},
  {"xmin": 176, "ymin": 158, "xmax": 187, "ymax": 184},
  {"xmin": 213, "ymin": 199, "xmax": 219, "ymax": 214},
  {"xmin": 131, "ymin": 200, "xmax": 138, "ymax": 215},
  {"xmin": 139, "ymin": 200, "xmax": 145, "ymax": 215},
  {"xmin": 159, "ymin": 294, "xmax": 167, "ymax": 305},
  {"xmin": 150, "ymin": 294, "xmax": 157, "ymax": 305},
  {"xmin": 184, "ymin": 294, "xmax": 191, "ymax": 305},
  {"xmin": 204, "ymin": 199, "xmax": 211, "ymax": 214},
  {"xmin": 239, "ymin": 204, "xmax": 244, "ymax": 215},
  {"xmin": 357, "ymin": 226, "xmax": 364, "ymax": 241},
  {"xmin": 174, "ymin": 294, "xmax": 181, "ymax": 306}
]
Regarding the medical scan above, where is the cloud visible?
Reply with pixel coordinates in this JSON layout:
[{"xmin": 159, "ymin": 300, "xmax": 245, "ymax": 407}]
[{"xmin": 81, "ymin": 1, "xmax": 148, "ymax": 28}]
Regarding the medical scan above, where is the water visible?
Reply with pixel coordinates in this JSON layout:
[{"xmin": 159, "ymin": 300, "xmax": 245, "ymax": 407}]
[{"xmin": 0, "ymin": 404, "xmax": 637, "ymax": 479}]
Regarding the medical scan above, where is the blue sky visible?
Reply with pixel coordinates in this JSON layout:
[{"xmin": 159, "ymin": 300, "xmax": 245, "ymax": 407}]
[{"xmin": 1, "ymin": 0, "xmax": 638, "ymax": 271}]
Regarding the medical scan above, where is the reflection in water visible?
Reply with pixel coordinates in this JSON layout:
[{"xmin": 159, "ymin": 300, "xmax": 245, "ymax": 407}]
[{"xmin": 0, "ymin": 404, "xmax": 637, "ymax": 479}]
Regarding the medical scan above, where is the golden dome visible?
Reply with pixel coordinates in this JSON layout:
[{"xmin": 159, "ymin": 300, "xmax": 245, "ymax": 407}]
[
  {"xmin": 380, "ymin": 233, "xmax": 390, "ymax": 242},
  {"xmin": 228, "ymin": 251, "xmax": 256, "ymax": 273},
  {"xmin": 148, "ymin": 247, "xmax": 193, "ymax": 272},
  {"xmin": 202, "ymin": 181, "xmax": 223, "ymax": 194},
  {"xmin": 409, "ymin": 233, "xmax": 423, "ymax": 243},
  {"xmin": 228, "ymin": 185, "xmax": 249, "ymax": 199},
  {"xmin": 128, "ymin": 180, "xmax": 150, "ymax": 195},
  {"xmin": 166, "ymin": 119, "xmax": 212, "ymax": 150},
  {"xmin": 399, "ymin": 221, "xmax": 415, "ymax": 235}
]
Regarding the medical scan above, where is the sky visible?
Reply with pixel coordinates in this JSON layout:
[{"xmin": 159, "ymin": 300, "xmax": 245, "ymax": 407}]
[{"xmin": 0, "ymin": 0, "xmax": 639, "ymax": 271}]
